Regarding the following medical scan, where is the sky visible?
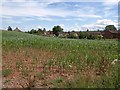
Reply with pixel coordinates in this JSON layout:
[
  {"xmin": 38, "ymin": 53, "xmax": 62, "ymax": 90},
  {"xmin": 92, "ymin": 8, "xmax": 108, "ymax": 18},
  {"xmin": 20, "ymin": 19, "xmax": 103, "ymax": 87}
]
[{"xmin": 0, "ymin": 0, "xmax": 119, "ymax": 32}]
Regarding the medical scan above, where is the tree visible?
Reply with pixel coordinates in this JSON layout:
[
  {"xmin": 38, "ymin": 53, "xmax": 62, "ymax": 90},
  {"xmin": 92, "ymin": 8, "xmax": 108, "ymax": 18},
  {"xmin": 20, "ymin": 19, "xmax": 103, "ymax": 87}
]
[
  {"xmin": 29, "ymin": 29, "xmax": 37, "ymax": 34},
  {"xmin": 105, "ymin": 25, "xmax": 117, "ymax": 31},
  {"xmin": 38, "ymin": 28, "xmax": 43, "ymax": 32},
  {"xmin": 37, "ymin": 28, "xmax": 43, "ymax": 35},
  {"xmin": 87, "ymin": 29, "xmax": 89, "ymax": 32},
  {"xmin": 43, "ymin": 28, "xmax": 46, "ymax": 32},
  {"xmin": 67, "ymin": 33, "xmax": 79, "ymax": 39},
  {"xmin": 79, "ymin": 31, "xmax": 89, "ymax": 39},
  {"xmin": 7, "ymin": 26, "xmax": 12, "ymax": 31},
  {"xmin": 52, "ymin": 25, "xmax": 63, "ymax": 36}
]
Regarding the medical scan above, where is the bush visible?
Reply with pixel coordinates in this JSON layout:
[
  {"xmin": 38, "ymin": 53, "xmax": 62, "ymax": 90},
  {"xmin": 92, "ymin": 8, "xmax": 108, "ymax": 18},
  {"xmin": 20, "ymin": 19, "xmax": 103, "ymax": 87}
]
[
  {"xmin": 79, "ymin": 32, "xmax": 89, "ymax": 39},
  {"xmin": 67, "ymin": 33, "xmax": 79, "ymax": 39},
  {"xmin": 87, "ymin": 35, "xmax": 103, "ymax": 40}
]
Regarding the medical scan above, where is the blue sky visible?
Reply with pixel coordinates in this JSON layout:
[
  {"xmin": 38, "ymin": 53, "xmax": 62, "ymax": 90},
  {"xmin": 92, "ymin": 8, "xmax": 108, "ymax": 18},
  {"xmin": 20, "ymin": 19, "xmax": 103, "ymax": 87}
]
[{"xmin": 1, "ymin": 0, "xmax": 119, "ymax": 31}]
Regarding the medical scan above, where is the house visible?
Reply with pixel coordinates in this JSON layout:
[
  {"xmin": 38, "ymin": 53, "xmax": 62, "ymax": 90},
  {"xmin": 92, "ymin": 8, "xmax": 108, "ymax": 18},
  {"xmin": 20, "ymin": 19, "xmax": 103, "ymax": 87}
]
[
  {"xmin": 118, "ymin": 30, "xmax": 120, "ymax": 39},
  {"xmin": 87, "ymin": 31, "xmax": 103, "ymax": 36},
  {"xmin": 66, "ymin": 31, "xmax": 80, "ymax": 39},
  {"xmin": 43, "ymin": 31, "xmax": 54, "ymax": 37},
  {"xmin": 70, "ymin": 31, "xmax": 80, "ymax": 36},
  {"xmin": 103, "ymin": 30, "xmax": 118, "ymax": 39},
  {"xmin": 14, "ymin": 27, "xmax": 22, "ymax": 32}
]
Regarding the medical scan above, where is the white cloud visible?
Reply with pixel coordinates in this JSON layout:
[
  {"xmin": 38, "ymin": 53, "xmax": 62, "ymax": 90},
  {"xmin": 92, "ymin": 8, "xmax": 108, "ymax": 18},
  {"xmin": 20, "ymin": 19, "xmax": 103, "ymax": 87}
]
[
  {"xmin": 2, "ymin": 0, "xmax": 119, "ymax": 3},
  {"xmin": 75, "ymin": 7, "xmax": 102, "ymax": 19},
  {"xmin": 81, "ymin": 19, "xmax": 118, "ymax": 30},
  {"xmin": 96, "ymin": 19, "xmax": 114, "ymax": 25},
  {"xmin": 77, "ymin": 18, "xmax": 84, "ymax": 21},
  {"xmin": 1, "ymin": 0, "xmax": 104, "ymax": 19},
  {"xmin": 37, "ymin": 26, "xmax": 43, "ymax": 28},
  {"xmin": 18, "ymin": 17, "xmax": 35, "ymax": 21},
  {"xmin": 59, "ymin": 24, "xmax": 64, "ymax": 28},
  {"xmin": 103, "ymin": 5, "xmax": 117, "ymax": 18},
  {"xmin": 2, "ymin": 0, "xmax": 118, "ymax": 22},
  {"xmin": 0, "ymin": 15, "xmax": 12, "ymax": 19},
  {"xmin": 37, "ymin": 17, "xmax": 53, "ymax": 21},
  {"xmin": 2, "ymin": 3, "xmax": 72, "ymax": 18},
  {"xmin": 102, "ymin": 0, "xmax": 118, "ymax": 18},
  {"xmin": 102, "ymin": 0, "xmax": 119, "ymax": 6},
  {"xmin": 66, "ymin": 23, "xmax": 81, "ymax": 31},
  {"xmin": 79, "ymin": 14, "xmax": 102, "ymax": 19},
  {"xmin": 64, "ymin": 18, "xmax": 84, "ymax": 21},
  {"xmin": 3, "ymin": 0, "xmax": 27, "ymax": 2},
  {"xmin": 2, "ymin": 18, "xmax": 22, "ymax": 24}
]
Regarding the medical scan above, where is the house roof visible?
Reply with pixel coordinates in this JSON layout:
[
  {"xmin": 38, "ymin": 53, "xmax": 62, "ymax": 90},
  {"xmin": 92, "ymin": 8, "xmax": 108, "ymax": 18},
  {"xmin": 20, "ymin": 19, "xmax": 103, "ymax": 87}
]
[
  {"xmin": 87, "ymin": 31, "xmax": 102, "ymax": 35},
  {"xmin": 108, "ymin": 30, "xmax": 118, "ymax": 33}
]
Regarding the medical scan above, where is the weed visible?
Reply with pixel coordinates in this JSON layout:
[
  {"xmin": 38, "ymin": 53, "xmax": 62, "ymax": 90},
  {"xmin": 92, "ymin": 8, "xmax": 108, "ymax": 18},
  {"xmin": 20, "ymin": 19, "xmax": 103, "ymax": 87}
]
[
  {"xmin": 4, "ymin": 79, "xmax": 11, "ymax": 84},
  {"xmin": 16, "ymin": 61, "xmax": 23, "ymax": 69},
  {"xmin": 51, "ymin": 77, "xmax": 64, "ymax": 86},
  {"xmin": 19, "ymin": 75, "xmax": 36, "ymax": 89},
  {"xmin": 2, "ymin": 69, "xmax": 12, "ymax": 77},
  {"xmin": 37, "ymin": 71, "xmax": 43, "ymax": 79},
  {"xmin": 22, "ymin": 67, "xmax": 30, "ymax": 77},
  {"xmin": 32, "ymin": 57, "xmax": 38, "ymax": 65}
]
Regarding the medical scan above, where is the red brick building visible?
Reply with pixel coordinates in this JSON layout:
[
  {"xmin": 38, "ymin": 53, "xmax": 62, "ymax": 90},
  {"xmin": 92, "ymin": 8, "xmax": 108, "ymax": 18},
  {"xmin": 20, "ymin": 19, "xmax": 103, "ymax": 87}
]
[
  {"xmin": 103, "ymin": 30, "xmax": 118, "ymax": 39},
  {"xmin": 87, "ymin": 31, "xmax": 103, "ymax": 36}
]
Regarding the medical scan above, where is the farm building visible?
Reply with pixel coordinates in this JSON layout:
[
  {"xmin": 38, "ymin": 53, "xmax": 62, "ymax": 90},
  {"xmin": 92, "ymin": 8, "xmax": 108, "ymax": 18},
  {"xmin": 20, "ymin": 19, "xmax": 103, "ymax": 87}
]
[
  {"xmin": 41, "ymin": 29, "xmax": 119, "ymax": 39},
  {"xmin": 87, "ymin": 31, "xmax": 103, "ymax": 36},
  {"xmin": 103, "ymin": 30, "xmax": 118, "ymax": 39},
  {"xmin": 118, "ymin": 30, "xmax": 120, "ymax": 39},
  {"xmin": 43, "ymin": 31, "xmax": 54, "ymax": 37}
]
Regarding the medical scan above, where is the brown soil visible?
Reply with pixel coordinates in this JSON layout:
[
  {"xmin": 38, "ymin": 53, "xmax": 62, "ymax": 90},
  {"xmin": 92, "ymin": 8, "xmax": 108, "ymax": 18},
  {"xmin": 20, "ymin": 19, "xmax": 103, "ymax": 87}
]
[
  {"xmin": 2, "ymin": 47, "xmax": 111, "ymax": 88},
  {"xmin": 2, "ymin": 47, "xmax": 77, "ymax": 88}
]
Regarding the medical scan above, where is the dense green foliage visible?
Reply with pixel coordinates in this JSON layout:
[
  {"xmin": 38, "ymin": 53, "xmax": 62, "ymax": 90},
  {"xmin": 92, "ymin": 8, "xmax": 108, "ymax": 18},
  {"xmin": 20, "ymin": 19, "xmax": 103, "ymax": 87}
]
[
  {"xmin": 79, "ymin": 31, "xmax": 89, "ymax": 39},
  {"xmin": 67, "ymin": 33, "xmax": 79, "ymax": 39},
  {"xmin": 52, "ymin": 25, "xmax": 63, "ymax": 36},
  {"xmin": 7, "ymin": 26, "xmax": 12, "ymax": 31},
  {"xmin": 105, "ymin": 25, "xmax": 117, "ymax": 31},
  {"xmin": 2, "ymin": 31, "xmax": 117, "ymax": 53},
  {"xmin": 28, "ymin": 28, "xmax": 46, "ymax": 35}
]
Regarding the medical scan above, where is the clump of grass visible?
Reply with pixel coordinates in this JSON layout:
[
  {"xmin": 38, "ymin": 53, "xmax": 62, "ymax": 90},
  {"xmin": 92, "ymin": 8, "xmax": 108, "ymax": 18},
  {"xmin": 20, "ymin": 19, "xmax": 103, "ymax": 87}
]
[
  {"xmin": 2, "ymin": 69, "xmax": 12, "ymax": 77},
  {"xmin": 37, "ymin": 71, "xmax": 44, "ymax": 79},
  {"xmin": 47, "ymin": 59, "xmax": 54, "ymax": 68},
  {"xmin": 16, "ymin": 61, "xmax": 23, "ymax": 69},
  {"xmin": 96, "ymin": 57, "xmax": 110, "ymax": 76},
  {"xmin": 55, "ymin": 77, "xmax": 64, "ymax": 83},
  {"xmin": 32, "ymin": 57, "xmax": 38, "ymax": 65},
  {"xmin": 19, "ymin": 75, "xmax": 36, "ymax": 89},
  {"xmin": 51, "ymin": 77, "xmax": 64, "ymax": 87},
  {"xmin": 22, "ymin": 67, "xmax": 30, "ymax": 77}
]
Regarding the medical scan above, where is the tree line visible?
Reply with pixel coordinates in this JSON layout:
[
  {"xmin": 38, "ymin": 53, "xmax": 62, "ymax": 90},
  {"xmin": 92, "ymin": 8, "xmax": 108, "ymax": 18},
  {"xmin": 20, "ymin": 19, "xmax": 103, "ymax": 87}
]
[{"xmin": 7, "ymin": 25, "xmax": 117, "ymax": 39}]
